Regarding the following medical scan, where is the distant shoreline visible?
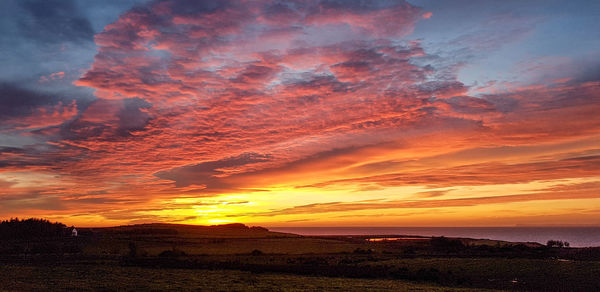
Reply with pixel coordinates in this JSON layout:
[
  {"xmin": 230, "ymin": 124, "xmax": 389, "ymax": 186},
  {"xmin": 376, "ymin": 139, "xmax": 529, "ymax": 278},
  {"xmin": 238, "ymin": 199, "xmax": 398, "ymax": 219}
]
[{"xmin": 268, "ymin": 226, "xmax": 600, "ymax": 247}]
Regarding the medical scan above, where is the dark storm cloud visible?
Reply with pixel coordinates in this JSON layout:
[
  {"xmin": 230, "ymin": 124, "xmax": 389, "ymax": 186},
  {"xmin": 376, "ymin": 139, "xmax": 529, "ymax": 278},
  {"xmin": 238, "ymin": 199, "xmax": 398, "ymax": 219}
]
[
  {"xmin": 0, "ymin": 0, "xmax": 152, "ymax": 93},
  {"xmin": 17, "ymin": 0, "xmax": 94, "ymax": 43},
  {"xmin": 117, "ymin": 98, "xmax": 152, "ymax": 136},
  {"xmin": 442, "ymin": 96, "xmax": 496, "ymax": 114},
  {"xmin": 155, "ymin": 145, "xmax": 372, "ymax": 192},
  {"xmin": 61, "ymin": 97, "xmax": 152, "ymax": 143},
  {"xmin": 168, "ymin": 0, "xmax": 233, "ymax": 15},
  {"xmin": 0, "ymin": 0, "xmax": 100, "ymax": 113},
  {"xmin": 0, "ymin": 83, "xmax": 67, "ymax": 120},
  {"xmin": 573, "ymin": 60, "xmax": 600, "ymax": 83},
  {"xmin": 156, "ymin": 153, "xmax": 273, "ymax": 188},
  {"xmin": 483, "ymin": 95, "xmax": 519, "ymax": 113},
  {"xmin": 0, "ymin": 147, "xmax": 24, "ymax": 154}
]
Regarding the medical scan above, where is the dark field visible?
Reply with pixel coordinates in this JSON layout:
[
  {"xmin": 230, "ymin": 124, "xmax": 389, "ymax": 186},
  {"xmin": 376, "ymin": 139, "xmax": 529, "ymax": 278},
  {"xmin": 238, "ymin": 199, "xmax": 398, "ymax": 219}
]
[
  {"xmin": 0, "ymin": 262, "xmax": 485, "ymax": 291},
  {"xmin": 1, "ymin": 223, "xmax": 599, "ymax": 291}
]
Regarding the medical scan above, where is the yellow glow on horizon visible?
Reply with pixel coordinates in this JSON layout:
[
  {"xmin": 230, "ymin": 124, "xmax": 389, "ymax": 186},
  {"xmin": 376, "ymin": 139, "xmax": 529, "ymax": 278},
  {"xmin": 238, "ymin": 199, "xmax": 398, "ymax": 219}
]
[{"xmin": 125, "ymin": 176, "xmax": 599, "ymax": 227}]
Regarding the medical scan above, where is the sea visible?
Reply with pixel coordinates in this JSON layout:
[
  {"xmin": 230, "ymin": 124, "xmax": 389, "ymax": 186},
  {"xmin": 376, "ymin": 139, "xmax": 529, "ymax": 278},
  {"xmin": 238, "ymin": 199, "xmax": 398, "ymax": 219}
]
[{"xmin": 267, "ymin": 227, "xmax": 600, "ymax": 247}]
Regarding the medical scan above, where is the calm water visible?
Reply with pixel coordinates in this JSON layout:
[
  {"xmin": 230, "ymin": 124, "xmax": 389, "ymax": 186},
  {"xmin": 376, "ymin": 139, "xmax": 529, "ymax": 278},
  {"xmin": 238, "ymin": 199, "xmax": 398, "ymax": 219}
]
[{"xmin": 268, "ymin": 227, "xmax": 600, "ymax": 247}]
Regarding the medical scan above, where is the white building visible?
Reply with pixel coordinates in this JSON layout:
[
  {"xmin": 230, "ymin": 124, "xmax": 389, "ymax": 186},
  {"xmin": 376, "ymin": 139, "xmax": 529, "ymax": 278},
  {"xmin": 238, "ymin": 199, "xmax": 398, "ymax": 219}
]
[{"xmin": 71, "ymin": 227, "xmax": 78, "ymax": 237}]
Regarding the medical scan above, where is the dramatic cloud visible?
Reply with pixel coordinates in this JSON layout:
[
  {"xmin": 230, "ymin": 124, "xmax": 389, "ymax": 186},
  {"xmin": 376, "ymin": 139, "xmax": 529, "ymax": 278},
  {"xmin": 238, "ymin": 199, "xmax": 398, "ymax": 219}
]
[
  {"xmin": 0, "ymin": 84, "xmax": 69, "ymax": 121},
  {"xmin": 0, "ymin": 0, "xmax": 599, "ymax": 226}
]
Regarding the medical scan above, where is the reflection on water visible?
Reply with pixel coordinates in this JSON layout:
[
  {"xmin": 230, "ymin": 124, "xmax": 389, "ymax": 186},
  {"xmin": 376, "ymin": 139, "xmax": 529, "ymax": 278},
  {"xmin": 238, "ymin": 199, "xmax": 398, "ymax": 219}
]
[{"xmin": 366, "ymin": 237, "xmax": 429, "ymax": 242}]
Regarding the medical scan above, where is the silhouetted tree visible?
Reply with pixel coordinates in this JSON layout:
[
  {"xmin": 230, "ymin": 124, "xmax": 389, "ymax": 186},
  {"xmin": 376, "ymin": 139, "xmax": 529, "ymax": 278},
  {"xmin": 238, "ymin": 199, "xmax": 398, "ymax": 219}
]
[{"xmin": 159, "ymin": 245, "xmax": 187, "ymax": 257}]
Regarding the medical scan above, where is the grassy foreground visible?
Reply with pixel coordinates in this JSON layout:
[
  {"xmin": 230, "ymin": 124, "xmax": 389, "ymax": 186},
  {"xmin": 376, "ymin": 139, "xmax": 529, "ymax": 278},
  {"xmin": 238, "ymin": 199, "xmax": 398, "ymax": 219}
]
[{"xmin": 0, "ymin": 263, "xmax": 482, "ymax": 291}]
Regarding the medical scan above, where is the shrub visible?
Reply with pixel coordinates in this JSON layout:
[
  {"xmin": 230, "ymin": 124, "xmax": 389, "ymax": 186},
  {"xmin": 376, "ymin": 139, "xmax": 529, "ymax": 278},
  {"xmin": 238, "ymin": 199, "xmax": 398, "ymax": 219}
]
[
  {"xmin": 547, "ymin": 240, "xmax": 570, "ymax": 248},
  {"xmin": 159, "ymin": 247, "xmax": 187, "ymax": 257},
  {"xmin": 352, "ymin": 248, "xmax": 373, "ymax": 254},
  {"xmin": 431, "ymin": 236, "xmax": 465, "ymax": 252}
]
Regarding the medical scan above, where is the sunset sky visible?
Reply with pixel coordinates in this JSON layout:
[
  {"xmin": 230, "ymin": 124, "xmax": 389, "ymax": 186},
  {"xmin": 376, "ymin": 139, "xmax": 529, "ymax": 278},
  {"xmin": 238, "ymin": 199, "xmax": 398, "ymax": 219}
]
[{"xmin": 1, "ymin": 0, "xmax": 599, "ymax": 227}]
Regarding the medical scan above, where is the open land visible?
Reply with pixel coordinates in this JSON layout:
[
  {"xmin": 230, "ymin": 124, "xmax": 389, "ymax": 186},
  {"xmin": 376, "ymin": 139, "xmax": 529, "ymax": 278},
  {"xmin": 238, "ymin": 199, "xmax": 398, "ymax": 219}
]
[{"xmin": 1, "ymin": 223, "xmax": 599, "ymax": 291}]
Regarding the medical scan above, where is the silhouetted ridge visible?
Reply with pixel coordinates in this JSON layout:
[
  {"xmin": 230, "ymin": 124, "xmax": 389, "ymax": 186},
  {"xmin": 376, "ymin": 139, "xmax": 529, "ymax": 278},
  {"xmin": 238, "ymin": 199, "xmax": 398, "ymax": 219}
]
[
  {"xmin": 97, "ymin": 223, "xmax": 272, "ymax": 237},
  {"xmin": 108, "ymin": 223, "xmax": 267, "ymax": 231}
]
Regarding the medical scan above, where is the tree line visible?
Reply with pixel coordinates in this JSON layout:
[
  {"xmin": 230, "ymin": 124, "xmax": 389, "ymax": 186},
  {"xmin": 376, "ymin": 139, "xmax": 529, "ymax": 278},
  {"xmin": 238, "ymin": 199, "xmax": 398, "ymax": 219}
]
[{"xmin": 0, "ymin": 218, "xmax": 68, "ymax": 239}]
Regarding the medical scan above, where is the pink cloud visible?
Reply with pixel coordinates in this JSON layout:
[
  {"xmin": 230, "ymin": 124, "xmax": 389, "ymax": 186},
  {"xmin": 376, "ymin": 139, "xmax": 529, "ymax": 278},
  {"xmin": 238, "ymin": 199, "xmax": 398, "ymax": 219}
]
[{"xmin": 39, "ymin": 71, "xmax": 65, "ymax": 83}]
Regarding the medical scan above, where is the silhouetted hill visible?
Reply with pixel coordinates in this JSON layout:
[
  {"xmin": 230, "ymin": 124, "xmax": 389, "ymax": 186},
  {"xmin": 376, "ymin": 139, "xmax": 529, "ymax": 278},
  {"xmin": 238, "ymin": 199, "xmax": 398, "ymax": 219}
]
[{"xmin": 89, "ymin": 223, "xmax": 293, "ymax": 239}]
